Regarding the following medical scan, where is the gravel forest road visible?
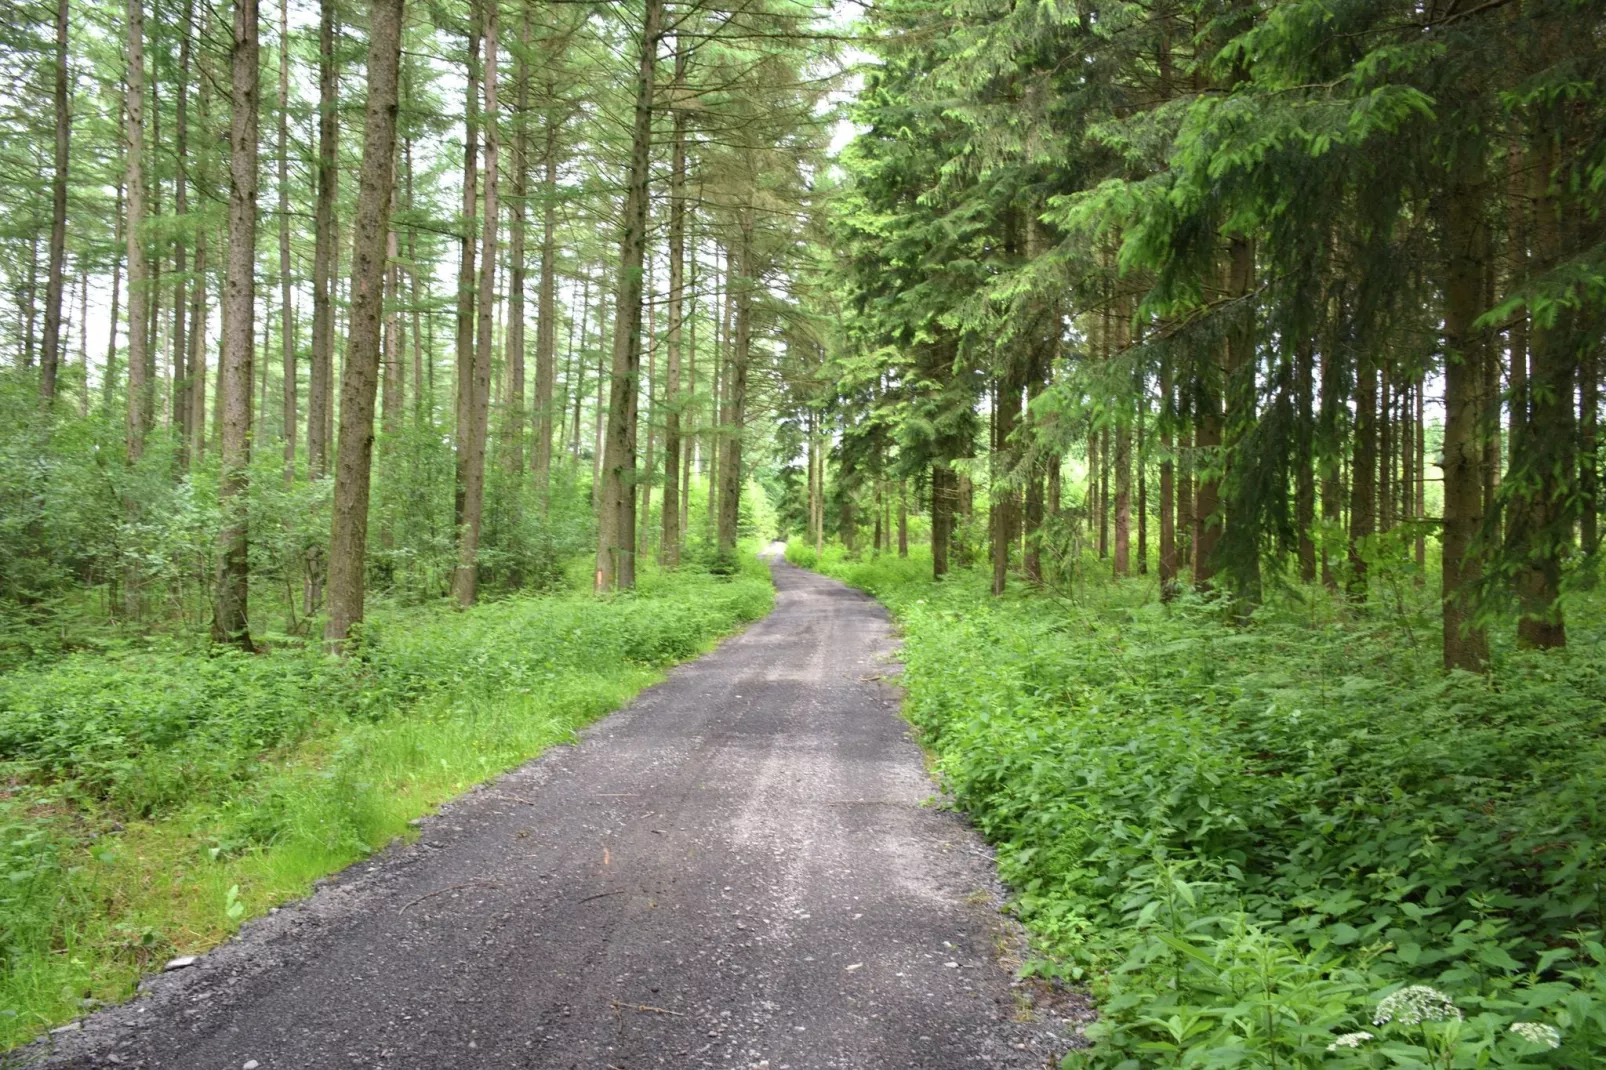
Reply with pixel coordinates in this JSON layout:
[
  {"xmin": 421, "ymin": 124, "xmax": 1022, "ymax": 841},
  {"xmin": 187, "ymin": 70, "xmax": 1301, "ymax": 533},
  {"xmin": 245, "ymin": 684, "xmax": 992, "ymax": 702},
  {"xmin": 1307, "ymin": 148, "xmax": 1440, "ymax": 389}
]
[{"xmin": 29, "ymin": 554, "xmax": 1079, "ymax": 1070}]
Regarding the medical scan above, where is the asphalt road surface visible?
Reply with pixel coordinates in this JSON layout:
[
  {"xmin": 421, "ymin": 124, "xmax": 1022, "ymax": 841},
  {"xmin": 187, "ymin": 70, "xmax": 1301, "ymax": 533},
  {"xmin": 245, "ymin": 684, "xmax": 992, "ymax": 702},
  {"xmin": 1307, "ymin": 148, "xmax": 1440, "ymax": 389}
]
[{"xmin": 29, "ymin": 555, "xmax": 1082, "ymax": 1070}]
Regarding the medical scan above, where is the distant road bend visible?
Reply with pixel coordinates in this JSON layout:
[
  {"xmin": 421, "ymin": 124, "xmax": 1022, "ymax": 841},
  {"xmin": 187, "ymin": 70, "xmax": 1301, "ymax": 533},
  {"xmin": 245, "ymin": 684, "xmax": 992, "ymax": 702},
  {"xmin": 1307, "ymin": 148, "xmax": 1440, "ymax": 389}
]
[{"xmin": 32, "ymin": 553, "xmax": 1080, "ymax": 1069}]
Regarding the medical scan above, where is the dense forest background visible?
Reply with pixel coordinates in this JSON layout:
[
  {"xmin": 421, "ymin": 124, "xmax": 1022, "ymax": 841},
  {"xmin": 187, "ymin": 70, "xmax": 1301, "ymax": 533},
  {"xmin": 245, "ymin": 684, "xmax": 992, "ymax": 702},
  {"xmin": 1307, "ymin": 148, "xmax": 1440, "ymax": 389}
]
[{"xmin": 2, "ymin": 0, "xmax": 1605, "ymax": 1063}]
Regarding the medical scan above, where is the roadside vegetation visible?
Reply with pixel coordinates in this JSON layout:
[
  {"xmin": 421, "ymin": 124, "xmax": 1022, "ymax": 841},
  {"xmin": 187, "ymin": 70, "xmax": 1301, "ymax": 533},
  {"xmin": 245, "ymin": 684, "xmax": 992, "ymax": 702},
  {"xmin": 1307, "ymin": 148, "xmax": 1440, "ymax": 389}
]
[
  {"xmin": 0, "ymin": 554, "xmax": 771, "ymax": 1048},
  {"xmin": 793, "ymin": 541, "xmax": 1606, "ymax": 1069}
]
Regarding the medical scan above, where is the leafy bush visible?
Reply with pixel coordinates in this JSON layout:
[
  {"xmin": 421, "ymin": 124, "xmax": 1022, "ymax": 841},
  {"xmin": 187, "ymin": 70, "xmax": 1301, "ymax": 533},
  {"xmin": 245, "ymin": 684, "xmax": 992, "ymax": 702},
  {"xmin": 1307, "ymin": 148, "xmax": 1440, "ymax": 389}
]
[{"xmin": 801, "ymin": 543, "xmax": 1606, "ymax": 1068}]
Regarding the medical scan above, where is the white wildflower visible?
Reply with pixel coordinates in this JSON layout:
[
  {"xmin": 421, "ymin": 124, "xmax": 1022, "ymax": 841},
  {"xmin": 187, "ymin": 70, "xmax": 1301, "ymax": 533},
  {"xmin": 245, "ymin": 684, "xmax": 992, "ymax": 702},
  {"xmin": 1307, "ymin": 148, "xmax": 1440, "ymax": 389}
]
[
  {"xmin": 1508, "ymin": 1021, "xmax": 1562, "ymax": 1049},
  {"xmin": 1373, "ymin": 985, "xmax": 1463, "ymax": 1027},
  {"xmin": 1326, "ymin": 1031, "xmax": 1373, "ymax": 1051}
]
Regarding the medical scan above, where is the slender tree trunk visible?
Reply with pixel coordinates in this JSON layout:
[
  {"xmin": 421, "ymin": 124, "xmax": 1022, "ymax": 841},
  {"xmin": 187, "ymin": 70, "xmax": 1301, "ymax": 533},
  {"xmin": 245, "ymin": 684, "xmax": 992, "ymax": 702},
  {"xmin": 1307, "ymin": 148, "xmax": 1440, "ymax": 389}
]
[
  {"xmin": 639, "ymin": 260, "xmax": 657, "ymax": 560},
  {"xmin": 382, "ymin": 189, "xmax": 401, "ymax": 432},
  {"xmin": 898, "ymin": 481, "xmax": 909, "ymax": 557},
  {"xmin": 660, "ymin": 46, "xmax": 688, "ymax": 565},
  {"xmin": 1160, "ymin": 358, "xmax": 1176, "ymax": 598},
  {"xmin": 1193, "ymin": 360, "xmax": 1224, "ymax": 587},
  {"xmin": 172, "ymin": 1, "xmax": 193, "ymax": 464},
  {"xmin": 454, "ymin": 0, "xmax": 498, "ymax": 608},
  {"xmin": 277, "ymin": 0, "xmax": 295, "ymax": 480},
  {"xmin": 307, "ymin": 0, "xmax": 339, "ymax": 477},
  {"xmin": 932, "ymin": 464, "xmax": 952, "ymax": 579},
  {"xmin": 1508, "ymin": 117, "xmax": 1571, "ymax": 649},
  {"xmin": 212, "ymin": 0, "xmax": 260, "ymax": 649},
  {"xmin": 407, "ymin": 138, "xmax": 425, "ymax": 424},
  {"xmin": 454, "ymin": 18, "xmax": 481, "ymax": 531},
  {"xmin": 1441, "ymin": 146, "xmax": 1491, "ymax": 672},
  {"xmin": 104, "ymin": 172, "xmax": 124, "ymax": 412},
  {"xmin": 596, "ymin": 0, "xmax": 662, "ymax": 589},
  {"xmin": 1222, "ymin": 237, "xmax": 1259, "ymax": 609},
  {"xmin": 504, "ymin": 6, "xmax": 530, "ymax": 477},
  {"xmin": 533, "ymin": 94, "xmax": 561, "ymax": 500},
  {"xmin": 40, "ymin": 0, "xmax": 69, "ymax": 405},
  {"xmin": 1295, "ymin": 338, "xmax": 1316, "ymax": 581},
  {"xmin": 124, "ymin": 3, "xmax": 150, "ymax": 461},
  {"xmin": 715, "ymin": 215, "xmax": 751, "ymax": 562},
  {"xmin": 324, "ymin": 0, "xmax": 403, "ymax": 646},
  {"xmin": 1349, "ymin": 358, "xmax": 1377, "ymax": 601}
]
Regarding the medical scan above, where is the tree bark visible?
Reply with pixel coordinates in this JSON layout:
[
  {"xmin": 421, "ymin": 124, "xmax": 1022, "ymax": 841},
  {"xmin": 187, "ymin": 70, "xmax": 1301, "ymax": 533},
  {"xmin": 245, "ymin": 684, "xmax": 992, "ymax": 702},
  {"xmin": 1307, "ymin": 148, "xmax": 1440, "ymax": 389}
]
[
  {"xmin": 1222, "ymin": 236, "xmax": 1259, "ymax": 609},
  {"xmin": 172, "ymin": 1, "xmax": 193, "ymax": 463},
  {"xmin": 271, "ymin": 0, "xmax": 293, "ymax": 481},
  {"xmin": 1348, "ymin": 357, "xmax": 1377, "ymax": 600},
  {"xmin": 40, "ymin": 0, "xmax": 69, "ymax": 405},
  {"xmin": 715, "ymin": 214, "xmax": 751, "ymax": 562},
  {"xmin": 124, "ymin": 1, "xmax": 150, "ymax": 461},
  {"xmin": 1508, "ymin": 116, "xmax": 1571, "ymax": 649},
  {"xmin": 532, "ymin": 96, "xmax": 560, "ymax": 500},
  {"xmin": 1295, "ymin": 338, "xmax": 1316, "ymax": 581},
  {"xmin": 454, "ymin": 0, "xmax": 498, "ymax": 608},
  {"xmin": 1440, "ymin": 146, "xmax": 1490, "ymax": 672},
  {"xmin": 505, "ymin": 5, "xmax": 530, "ymax": 477},
  {"xmin": 307, "ymin": 0, "xmax": 339, "ymax": 478},
  {"xmin": 660, "ymin": 45, "xmax": 688, "ymax": 565},
  {"xmin": 212, "ymin": 0, "xmax": 260, "ymax": 649},
  {"xmin": 454, "ymin": 17, "xmax": 481, "ymax": 531},
  {"xmin": 596, "ymin": 0, "xmax": 662, "ymax": 589},
  {"xmin": 1159, "ymin": 358, "xmax": 1177, "ymax": 598},
  {"xmin": 324, "ymin": 0, "xmax": 404, "ymax": 647}
]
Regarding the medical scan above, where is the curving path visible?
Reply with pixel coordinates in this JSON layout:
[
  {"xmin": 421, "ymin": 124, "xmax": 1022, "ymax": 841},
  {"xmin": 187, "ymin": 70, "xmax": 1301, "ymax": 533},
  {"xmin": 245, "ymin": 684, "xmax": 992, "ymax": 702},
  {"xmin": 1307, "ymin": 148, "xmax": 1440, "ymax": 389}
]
[{"xmin": 29, "ymin": 556, "xmax": 1077, "ymax": 1070}]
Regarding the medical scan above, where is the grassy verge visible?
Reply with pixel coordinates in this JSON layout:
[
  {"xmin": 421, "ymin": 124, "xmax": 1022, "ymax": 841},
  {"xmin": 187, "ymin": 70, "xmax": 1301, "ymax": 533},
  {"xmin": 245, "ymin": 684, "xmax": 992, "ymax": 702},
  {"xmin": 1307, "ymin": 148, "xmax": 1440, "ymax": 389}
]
[
  {"xmin": 791, "ymin": 539, "xmax": 1606, "ymax": 1069},
  {"xmin": 0, "ymin": 555, "xmax": 773, "ymax": 1049}
]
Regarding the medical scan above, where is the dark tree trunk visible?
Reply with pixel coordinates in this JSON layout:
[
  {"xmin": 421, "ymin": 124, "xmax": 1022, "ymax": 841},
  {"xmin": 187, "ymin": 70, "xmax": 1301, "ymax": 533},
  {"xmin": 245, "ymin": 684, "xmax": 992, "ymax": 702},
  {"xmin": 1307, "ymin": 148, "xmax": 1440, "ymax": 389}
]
[
  {"xmin": 323, "ymin": 0, "xmax": 403, "ymax": 647},
  {"xmin": 454, "ymin": 0, "xmax": 499, "ymax": 608},
  {"xmin": 596, "ymin": 0, "xmax": 662, "ymax": 588},
  {"xmin": 40, "ymin": 0, "xmax": 69, "ymax": 405},
  {"xmin": 212, "ymin": 0, "xmax": 260, "ymax": 650},
  {"xmin": 1441, "ymin": 145, "xmax": 1491, "ymax": 671},
  {"xmin": 307, "ymin": 0, "xmax": 339, "ymax": 478},
  {"xmin": 660, "ymin": 45, "xmax": 688, "ymax": 565},
  {"xmin": 124, "ymin": 2, "xmax": 150, "ymax": 461}
]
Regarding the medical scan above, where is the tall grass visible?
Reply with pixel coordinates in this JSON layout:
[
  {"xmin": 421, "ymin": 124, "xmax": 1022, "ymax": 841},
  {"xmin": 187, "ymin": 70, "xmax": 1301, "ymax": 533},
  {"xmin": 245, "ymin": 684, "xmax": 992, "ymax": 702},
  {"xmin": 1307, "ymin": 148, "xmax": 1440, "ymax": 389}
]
[
  {"xmin": 795, "ymin": 539, "xmax": 1606, "ymax": 1069},
  {"xmin": 0, "ymin": 556, "xmax": 773, "ymax": 1048}
]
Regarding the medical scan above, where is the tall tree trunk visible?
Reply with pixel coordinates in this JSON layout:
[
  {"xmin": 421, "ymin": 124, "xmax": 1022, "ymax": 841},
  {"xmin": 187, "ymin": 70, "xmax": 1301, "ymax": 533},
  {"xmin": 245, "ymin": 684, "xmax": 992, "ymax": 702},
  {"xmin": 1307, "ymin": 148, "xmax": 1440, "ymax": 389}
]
[
  {"xmin": 1193, "ymin": 355, "xmax": 1224, "ymax": 587},
  {"xmin": 307, "ymin": 0, "xmax": 339, "ymax": 478},
  {"xmin": 639, "ymin": 260, "xmax": 657, "ymax": 560},
  {"xmin": 104, "ymin": 169, "xmax": 124, "ymax": 412},
  {"xmin": 382, "ymin": 188, "xmax": 402, "ymax": 432},
  {"xmin": 715, "ymin": 215, "xmax": 751, "ymax": 562},
  {"xmin": 1348, "ymin": 358, "xmax": 1377, "ymax": 601},
  {"xmin": 532, "ymin": 91, "xmax": 561, "ymax": 499},
  {"xmin": 40, "ymin": 0, "xmax": 69, "ymax": 405},
  {"xmin": 1508, "ymin": 116, "xmax": 1572, "ymax": 649},
  {"xmin": 453, "ymin": 17, "xmax": 482, "ymax": 531},
  {"xmin": 1159, "ymin": 358, "xmax": 1177, "ymax": 598},
  {"xmin": 407, "ymin": 137, "xmax": 425, "ymax": 423},
  {"xmin": 124, "ymin": 4, "xmax": 149, "ymax": 461},
  {"xmin": 596, "ymin": 0, "xmax": 662, "ymax": 589},
  {"xmin": 277, "ymin": 0, "xmax": 295, "ymax": 480},
  {"xmin": 212, "ymin": 0, "xmax": 260, "ymax": 649},
  {"xmin": 1294, "ymin": 338, "xmax": 1316, "ymax": 581},
  {"xmin": 660, "ymin": 45, "xmax": 687, "ymax": 565},
  {"xmin": 1440, "ymin": 146, "xmax": 1490, "ymax": 672},
  {"xmin": 172, "ymin": 0, "xmax": 193, "ymax": 464},
  {"xmin": 504, "ymin": 7, "xmax": 530, "ymax": 477},
  {"xmin": 454, "ymin": 0, "xmax": 498, "ymax": 608},
  {"xmin": 932, "ymin": 464, "xmax": 952, "ymax": 579},
  {"xmin": 1222, "ymin": 236, "xmax": 1259, "ymax": 609},
  {"xmin": 323, "ymin": 0, "xmax": 404, "ymax": 646}
]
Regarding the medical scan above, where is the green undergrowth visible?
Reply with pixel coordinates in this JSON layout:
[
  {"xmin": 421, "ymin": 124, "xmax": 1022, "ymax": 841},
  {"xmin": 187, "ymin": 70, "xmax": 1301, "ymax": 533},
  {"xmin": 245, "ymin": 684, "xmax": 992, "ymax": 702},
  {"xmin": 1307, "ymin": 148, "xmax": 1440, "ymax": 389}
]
[
  {"xmin": 791, "ymin": 539, "xmax": 1606, "ymax": 1069},
  {"xmin": 0, "ymin": 554, "xmax": 772, "ymax": 1050}
]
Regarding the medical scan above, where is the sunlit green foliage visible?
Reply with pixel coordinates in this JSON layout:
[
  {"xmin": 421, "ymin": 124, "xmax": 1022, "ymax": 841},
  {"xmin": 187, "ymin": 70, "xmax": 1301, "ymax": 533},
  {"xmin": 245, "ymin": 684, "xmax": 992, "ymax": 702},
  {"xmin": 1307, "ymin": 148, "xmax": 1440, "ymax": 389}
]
[{"xmin": 801, "ymin": 543, "xmax": 1606, "ymax": 1068}]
